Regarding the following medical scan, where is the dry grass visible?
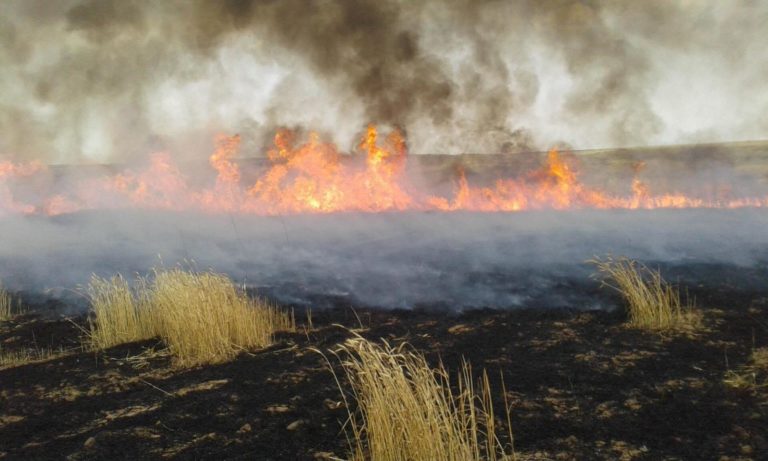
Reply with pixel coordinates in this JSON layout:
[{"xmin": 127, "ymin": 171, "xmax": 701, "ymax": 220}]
[
  {"xmin": 0, "ymin": 284, "xmax": 23, "ymax": 321},
  {"xmin": 149, "ymin": 269, "xmax": 294, "ymax": 366},
  {"xmin": 86, "ymin": 268, "xmax": 295, "ymax": 367},
  {"xmin": 87, "ymin": 275, "xmax": 154, "ymax": 350},
  {"xmin": 591, "ymin": 256, "xmax": 697, "ymax": 331},
  {"xmin": 0, "ymin": 286, "xmax": 11, "ymax": 320},
  {"xmin": 725, "ymin": 347, "xmax": 768, "ymax": 395},
  {"xmin": 330, "ymin": 335, "xmax": 515, "ymax": 461},
  {"xmin": 0, "ymin": 346, "xmax": 66, "ymax": 369}
]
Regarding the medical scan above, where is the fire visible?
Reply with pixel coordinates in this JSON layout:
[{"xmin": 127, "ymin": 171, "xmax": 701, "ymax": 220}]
[
  {"xmin": 203, "ymin": 135, "xmax": 243, "ymax": 212},
  {"xmin": 0, "ymin": 160, "xmax": 45, "ymax": 215},
  {"xmin": 1, "ymin": 125, "xmax": 767, "ymax": 217},
  {"xmin": 247, "ymin": 125, "xmax": 412, "ymax": 213},
  {"xmin": 430, "ymin": 149, "xmax": 628, "ymax": 211}
]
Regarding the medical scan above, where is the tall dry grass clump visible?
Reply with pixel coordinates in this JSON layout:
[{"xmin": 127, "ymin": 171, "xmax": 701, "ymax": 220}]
[
  {"xmin": 332, "ymin": 335, "xmax": 514, "ymax": 461},
  {"xmin": 0, "ymin": 285, "xmax": 13, "ymax": 321},
  {"xmin": 87, "ymin": 275, "xmax": 154, "ymax": 349},
  {"xmin": 591, "ymin": 256, "xmax": 696, "ymax": 330},
  {"xmin": 149, "ymin": 269, "xmax": 294, "ymax": 366},
  {"xmin": 0, "ymin": 284, "xmax": 23, "ymax": 321},
  {"xmin": 86, "ymin": 268, "xmax": 294, "ymax": 366}
]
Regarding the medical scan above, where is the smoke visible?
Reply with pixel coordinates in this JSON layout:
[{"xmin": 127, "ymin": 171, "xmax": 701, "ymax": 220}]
[
  {"xmin": 3, "ymin": 209, "xmax": 768, "ymax": 314},
  {"xmin": 1, "ymin": 0, "xmax": 767, "ymax": 163}
]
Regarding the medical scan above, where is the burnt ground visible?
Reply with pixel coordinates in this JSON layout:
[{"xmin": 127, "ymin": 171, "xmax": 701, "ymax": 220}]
[{"xmin": 1, "ymin": 288, "xmax": 767, "ymax": 461}]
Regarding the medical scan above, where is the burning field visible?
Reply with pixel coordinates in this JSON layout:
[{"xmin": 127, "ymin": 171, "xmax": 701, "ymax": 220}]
[
  {"xmin": 2, "ymin": 130, "xmax": 768, "ymax": 310},
  {"xmin": 4, "ymin": 126, "xmax": 768, "ymax": 217},
  {"xmin": 2, "ymin": 133, "xmax": 768, "ymax": 460},
  {"xmin": 3, "ymin": 1, "xmax": 768, "ymax": 460}
]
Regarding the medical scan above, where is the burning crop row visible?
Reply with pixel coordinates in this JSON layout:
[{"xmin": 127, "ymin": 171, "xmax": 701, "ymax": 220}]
[{"xmin": 2, "ymin": 125, "xmax": 768, "ymax": 217}]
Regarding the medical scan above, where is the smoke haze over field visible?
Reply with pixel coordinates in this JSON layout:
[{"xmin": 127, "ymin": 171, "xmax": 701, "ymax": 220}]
[
  {"xmin": 1, "ymin": 0, "xmax": 767, "ymax": 163},
  {"xmin": 2, "ymin": 210, "xmax": 768, "ymax": 313}
]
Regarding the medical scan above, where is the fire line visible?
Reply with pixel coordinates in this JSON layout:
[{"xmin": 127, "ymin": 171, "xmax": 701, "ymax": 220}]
[{"xmin": 2, "ymin": 125, "xmax": 767, "ymax": 217}]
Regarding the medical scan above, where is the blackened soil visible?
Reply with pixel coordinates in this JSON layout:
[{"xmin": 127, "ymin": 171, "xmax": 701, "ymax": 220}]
[{"xmin": 1, "ymin": 288, "xmax": 767, "ymax": 460}]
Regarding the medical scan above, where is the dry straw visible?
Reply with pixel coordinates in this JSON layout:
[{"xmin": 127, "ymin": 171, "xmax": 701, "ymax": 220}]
[
  {"xmin": 0, "ymin": 346, "xmax": 65, "ymax": 369},
  {"xmin": 87, "ymin": 275, "xmax": 154, "ymax": 349},
  {"xmin": 329, "ymin": 334, "xmax": 515, "ymax": 461},
  {"xmin": 725, "ymin": 347, "xmax": 768, "ymax": 393},
  {"xmin": 148, "ymin": 268, "xmax": 294, "ymax": 366},
  {"xmin": 86, "ymin": 268, "xmax": 294, "ymax": 366},
  {"xmin": 0, "ymin": 286, "xmax": 12, "ymax": 321},
  {"xmin": 0, "ymin": 284, "xmax": 22, "ymax": 321},
  {"xmin": 591, "ymin": 256, "xmax": 696, "ymax": 330}
]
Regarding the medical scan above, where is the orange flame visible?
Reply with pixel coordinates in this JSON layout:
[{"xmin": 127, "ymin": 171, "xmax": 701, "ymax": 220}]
[
  {"xmin": 1, "ymin": 126, "xmax": 767, "ymax": 217},
  {"xmin": 429, "ymin": 149, "xmax": 619, "ymax": 211},
  {"xmin": 0, "ymin": 160, "xmax": 45, "ymax": 215},
  {"xmin": 246, "ymin": 125, "xmax": 412, "ymax": 213}
]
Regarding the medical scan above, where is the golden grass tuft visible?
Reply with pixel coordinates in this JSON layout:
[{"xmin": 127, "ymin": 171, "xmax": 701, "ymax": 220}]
[
  {"xmin": 0, "ymin": 284, "xmax": 23, "ymax": 321},
  {"xmin": 591, "ymin": 256, "xmax": 697, "ymax": 331},
  {"xmin": 0, "ymin": 286, "xmax": 11, "ymax": 321},
  {"xmin": 331, "ymin": 335, "xmax": 515, "ymax": 461},
  {"xmin": 86, "ymin": 268, "xmax": 295, "ymax": 367},
  {"xmin": 725, "ymin": 347, "xmax": 768, "ymax": 394},
  {"xmin": 149, "ymin": 269, "xmax": 294, "ymax": 366},
  {"xmin": 87, "ymin": 275, "xmax": 154, "ymax": 350}
]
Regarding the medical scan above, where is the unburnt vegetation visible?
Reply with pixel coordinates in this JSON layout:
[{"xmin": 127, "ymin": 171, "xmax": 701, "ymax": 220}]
[
  {"xmin": 0, "ymin": 284, "xmax": 22, "ymax": 321},
  {"xmin": 86, "ymin": 269, "xmax": 295, "ymax": 367},
  {"xmin": 330, "ymin": 334, "xmax": 514, "ymax": 461},
  {"xmin": 87, "ymin": 275, "xmax": 153, "ymax": 350},
  {"xmin": 1, "ymin": 289, "xmax": 67, "ymax": 371},
  {"xmin": 591, "ymin": 256, "xmax": 699, "ymax": 331},
  {"xmin": 0, "ymin": 345, "xmax": 65, "ymax": 369},
  {"xmin": 725, "ymin": 346, "xmax": 768, "ymax": 398}
]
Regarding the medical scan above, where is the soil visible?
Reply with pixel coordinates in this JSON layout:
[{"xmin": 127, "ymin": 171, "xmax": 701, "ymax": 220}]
[{"xmin": 1, "ymin": 287, "xmax": 767, "ymax": 460}]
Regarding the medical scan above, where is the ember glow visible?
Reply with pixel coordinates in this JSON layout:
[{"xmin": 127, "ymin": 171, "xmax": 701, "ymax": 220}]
[{"xmin": 1, "ymin": 125, "xmax": 767, "ymax": 218}]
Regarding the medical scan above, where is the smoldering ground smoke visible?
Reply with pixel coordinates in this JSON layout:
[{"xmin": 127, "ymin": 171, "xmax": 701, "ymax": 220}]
[
  {"xmin": 1, "ymin": 1, "xmax": 768, "ymax": 163},
  {"xmin": 3, "ymin": 209, "xmax": 768, "ymax": 313}
]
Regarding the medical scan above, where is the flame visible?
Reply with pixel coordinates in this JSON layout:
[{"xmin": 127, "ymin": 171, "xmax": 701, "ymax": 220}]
[
  {"xmin": 98, "ymin": 152, "xmax": 192, "ymax": 210},
  {"xmin": 429, "ymin": 149, "xmax": 619, "ymax": 211},
  {"xmin": 1, "ymin": 126, "xmax": 767, "ymax": 217},
  {"xmin": 201, "ymin": 135, "xmax": 243, "ymax": 212},
  {"xmin": 0, "ymin": 160, "xmax": 45, "ymax": 215},
  {"xmin": 247, "ymin": 125, "xmax": 412, "ymax": 213}
]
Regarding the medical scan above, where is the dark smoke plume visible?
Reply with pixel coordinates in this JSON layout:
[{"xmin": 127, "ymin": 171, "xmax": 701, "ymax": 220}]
[{"xmin": 1, "ymin": 0, "xmax": 767, "ymax": 163}]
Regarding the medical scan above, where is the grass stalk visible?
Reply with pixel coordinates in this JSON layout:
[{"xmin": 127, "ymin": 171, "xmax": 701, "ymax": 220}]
[
  {"xmin": 0, "ymin": 284, "xmax": 23, "ymax": 321},
  {"xmin": 86, "ymin": 268, "xmax": 295, "ymax": 367},
  {"xmin": 725, "ymin": 347, "xmax": 768, "ymax": 394},
  {"xmin": 591, "ymin": 256, "xmax": 696, "ymax": 330},
  {"xmin": 331, "ymin": 335, "xmax": 515, "ymax": 461},
  {"xmin": 87, "ymin": 275, "xmax": 154, "ymax": 349}
]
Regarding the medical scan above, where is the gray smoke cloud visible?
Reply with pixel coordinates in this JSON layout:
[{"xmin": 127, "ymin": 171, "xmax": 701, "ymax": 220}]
[
  {"xmin": 3, "ymin": 209, "xmax": 768, "ymax": 314},
  {"xmin": 1, "ymin": 0, "xmax": 767, "ymax": 163}
]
